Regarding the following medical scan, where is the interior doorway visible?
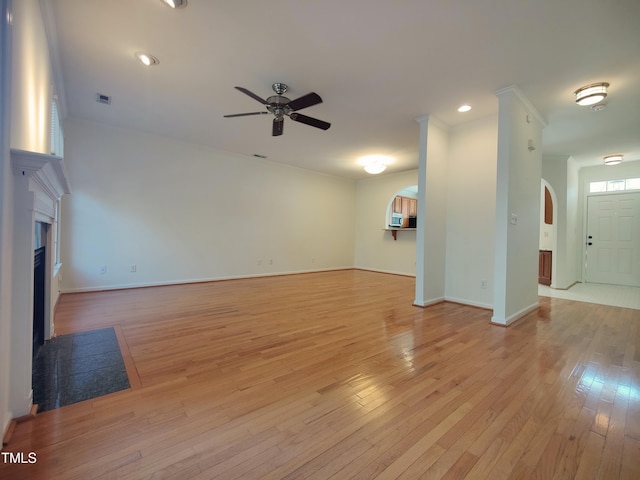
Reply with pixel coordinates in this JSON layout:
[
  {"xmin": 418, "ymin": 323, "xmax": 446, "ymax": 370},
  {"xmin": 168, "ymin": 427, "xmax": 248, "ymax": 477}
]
[{"xmin": 539, "ymin": 180, "xmax": 557, "ymax": 286}]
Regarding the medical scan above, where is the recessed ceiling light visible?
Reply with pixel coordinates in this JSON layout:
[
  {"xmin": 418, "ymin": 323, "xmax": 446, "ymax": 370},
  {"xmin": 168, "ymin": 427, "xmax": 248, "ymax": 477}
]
[
  {"xmin": 358, "ymin": 155, "xmax": 393, "ymax": 174},
  {"xmin": 574, "ymin": 82, "xmax": 609, "ymax": 106},
  {"xmin": 161, "ymin": 0, "xmax": 187, "ymax": 8},
  {"xmin": 457, "ymin": 105, "xmax": 472, "ymax": 113},
  {"xmin": 135, "ymin": 52, "xmax": 159, "ymax": 66},
  {"xmin": 603, "ymin": 154, "xmax": 623, "ymax": 166}
]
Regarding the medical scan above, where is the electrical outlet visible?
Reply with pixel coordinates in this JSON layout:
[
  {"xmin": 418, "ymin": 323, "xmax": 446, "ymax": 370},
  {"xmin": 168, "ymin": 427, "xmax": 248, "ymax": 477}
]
[
  {"xmin": 269, "ymin": 259, "xmax": 273, "ymax": 265},
  {"xmin": 257, "ymin": 259, "xmax": 262, "ymax": 266},
  {"xmin": 130, "ymin": 264, "xmax": 137, "ymax": 273},
  {"xmin": 481, "ymin": 279, "xmax": 488, "ymax": 289}
]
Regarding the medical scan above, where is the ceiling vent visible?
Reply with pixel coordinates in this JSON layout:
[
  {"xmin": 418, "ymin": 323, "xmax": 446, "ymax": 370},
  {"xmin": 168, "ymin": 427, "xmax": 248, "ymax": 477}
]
[{"xmin": 96, "ymin": 93, "xmax": 111, "ymax": 105}]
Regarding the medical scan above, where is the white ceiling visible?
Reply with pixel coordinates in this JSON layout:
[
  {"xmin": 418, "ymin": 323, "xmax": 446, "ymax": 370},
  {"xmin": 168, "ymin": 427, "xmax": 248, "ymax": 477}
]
[{"xmin": 46, "ymin": 0, "xmax": 640, "ymax": 179}]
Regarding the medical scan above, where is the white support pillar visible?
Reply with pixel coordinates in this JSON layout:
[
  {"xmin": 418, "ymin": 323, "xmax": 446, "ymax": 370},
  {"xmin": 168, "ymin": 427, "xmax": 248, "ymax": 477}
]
[
  {"xmin": 492, "ymin": 86, "xmax": 546, "ymax": 326},
  {"xmin": 414, "ymin": 115, "xmax": 448, "ymax": 307}
]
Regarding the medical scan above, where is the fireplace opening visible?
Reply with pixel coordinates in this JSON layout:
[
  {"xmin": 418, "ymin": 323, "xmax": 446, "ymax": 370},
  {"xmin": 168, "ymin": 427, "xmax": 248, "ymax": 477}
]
[{"xmin": 33, "ymin": 222, "xmax": 48, "ymax": 362}]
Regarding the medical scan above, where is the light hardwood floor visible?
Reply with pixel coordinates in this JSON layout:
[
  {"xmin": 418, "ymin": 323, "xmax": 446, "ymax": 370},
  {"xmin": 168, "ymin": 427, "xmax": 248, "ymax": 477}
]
[{"xmin": 1, "ymin": 269, "xmax": 639, "ymax": 479}]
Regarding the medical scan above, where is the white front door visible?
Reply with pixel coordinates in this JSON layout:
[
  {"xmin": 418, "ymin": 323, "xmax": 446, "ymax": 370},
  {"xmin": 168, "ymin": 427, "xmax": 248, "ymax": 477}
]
[{"xmin": 586, "ymin": 192, "xmax": 640, "ymax": 287}]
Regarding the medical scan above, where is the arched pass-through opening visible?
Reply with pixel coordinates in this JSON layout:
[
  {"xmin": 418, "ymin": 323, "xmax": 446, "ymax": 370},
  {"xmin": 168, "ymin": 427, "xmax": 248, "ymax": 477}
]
[{"xmin": 539, "ymin": 179, "xmax": 558, "ymax": 287}]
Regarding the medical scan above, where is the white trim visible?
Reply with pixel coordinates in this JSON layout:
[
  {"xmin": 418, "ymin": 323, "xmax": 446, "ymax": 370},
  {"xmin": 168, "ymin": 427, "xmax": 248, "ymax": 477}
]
[
  {"xmin": 11, "ymin": 148, "xmax": 71, "ymax": 198},
  {"xmin": 444, "ymin": 296, "xmax": 493, "ymax": 310},
  {"xmin": 491, "ymin": 301, "xmax": 539, "ymax": 326},
  {"xmin": 413, "ymin": 296, "xmax": 445, "ymax": 307},
  {"xmin": 495, "ymin": 85, "xmax": 547, "ymax": 128},
  {"xmin": 354, "ymin": 266, "xmax": 415, "ymax": 277},
  {"xmin": 60, "ymin": 267, "xmax": 354, "ymax": 293}
]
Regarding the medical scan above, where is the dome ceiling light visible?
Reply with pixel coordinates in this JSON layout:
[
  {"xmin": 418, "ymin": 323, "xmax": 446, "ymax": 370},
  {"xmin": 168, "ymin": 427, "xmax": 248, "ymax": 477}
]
[
  {"xmin": 574, "ymin": 82, "xmax": 609, "ymax": 106},
  {"xmin": 161, "ymin": 0, "xmax": 187, "ymax": 8},
  {"xmin": 135, "ymin": 52, "xmax": 160, "ymax": 66},
  {"xmin": 603, "ymin": 154, "xmax": 623, "ymax": 166},
  {"xmin": 358, "ymin": 155, "xmax": 393, "ymax": 175}
]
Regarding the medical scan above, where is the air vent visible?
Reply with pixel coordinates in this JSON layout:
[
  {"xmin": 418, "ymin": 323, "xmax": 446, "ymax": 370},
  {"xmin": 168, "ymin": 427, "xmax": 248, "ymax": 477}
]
[{"xmin": 96, "ymin": 93, "xmax": 111, "ymax": 105}]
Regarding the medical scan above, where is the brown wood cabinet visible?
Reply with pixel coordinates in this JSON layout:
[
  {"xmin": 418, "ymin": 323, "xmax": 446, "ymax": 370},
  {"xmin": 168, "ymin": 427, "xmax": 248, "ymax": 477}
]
[
  {"xmin": 393, "ymin": 196, "xmax": 403, "ymax": 214},
  {"xmin": 393, "ymin": 195, "xmax": 417, "ymax": 225},
  {"xmin": 539, "ymin": 250, "xmax": 552, "ymax": 285}
]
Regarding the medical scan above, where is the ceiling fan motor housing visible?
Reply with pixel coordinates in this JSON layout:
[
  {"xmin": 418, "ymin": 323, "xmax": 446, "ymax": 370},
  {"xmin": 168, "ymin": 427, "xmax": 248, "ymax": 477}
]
[{"xmin": 266, "ymin": 95, "xmax": 292, "ymax": 118}]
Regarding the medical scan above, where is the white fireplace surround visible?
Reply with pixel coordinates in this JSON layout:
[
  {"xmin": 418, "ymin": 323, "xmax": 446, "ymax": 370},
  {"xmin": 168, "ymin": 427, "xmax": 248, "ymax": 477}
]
[{"xmin": 9, "ymin": 148, "xmax": 70, "ymax": 417}]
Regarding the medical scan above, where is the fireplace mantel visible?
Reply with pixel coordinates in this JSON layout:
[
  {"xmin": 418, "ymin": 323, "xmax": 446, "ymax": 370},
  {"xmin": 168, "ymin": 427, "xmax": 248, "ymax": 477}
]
[
  {"xmin": 8, "ymin": 149, "xmax": 71, "ymax": 419},
  {"xmin": 11, "ymin": 148, "xmax": 71, "ymax": 200}
]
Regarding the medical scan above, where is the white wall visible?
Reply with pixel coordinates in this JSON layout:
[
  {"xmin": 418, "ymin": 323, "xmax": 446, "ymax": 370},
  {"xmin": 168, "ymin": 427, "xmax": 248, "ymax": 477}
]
[
  {"xmin": 566, "ymin": 157, "xmax": 579, "ymax": 284},
  {"xmin": 0, "ymin": 0, "xmax": 14, "ymax": 439},
  {"xmin": 10, "ymin": 0, "xmax": 51, "ymax": 154},
  {"xmin": 61, "ymin": 119, "xmax": 356, "ymax": 291},
  {"xmin": 445, "ymin": 115, "xmax": 497, "ymax": 308},
  {"xmin": 354, "ymin": 170, "xmax": 418, "ymax": 275}
]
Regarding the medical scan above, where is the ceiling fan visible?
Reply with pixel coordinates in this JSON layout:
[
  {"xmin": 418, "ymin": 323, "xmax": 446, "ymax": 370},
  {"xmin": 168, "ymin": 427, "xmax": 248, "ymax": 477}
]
[{"xmin": 224, "ymin": 83, "xmax": 331, "ymax": 136}]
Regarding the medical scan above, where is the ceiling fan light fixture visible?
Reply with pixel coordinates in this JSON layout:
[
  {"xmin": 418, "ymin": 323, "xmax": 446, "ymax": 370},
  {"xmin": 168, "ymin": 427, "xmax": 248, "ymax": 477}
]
[
  {"xmin": 135, "ymin": 52, "xmax": 159, "ymax": 66},
  {"xmin": 574, "ymin": 82, "xmax": 609, "ymax": 106},
  {"xmin": 358, "ymin": 155, "xmax": 393, "ymax": 175},
  {"xmin": 603, "ymin": 154, "xmax": 623, "ymax": 165},
  {"xmin": 161, "ymin": 0, "xmax": 187, "ymax": 8}
]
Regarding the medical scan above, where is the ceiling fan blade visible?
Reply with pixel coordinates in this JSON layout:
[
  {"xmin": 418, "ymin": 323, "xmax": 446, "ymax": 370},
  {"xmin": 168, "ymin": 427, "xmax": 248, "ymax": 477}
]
[
  {"xmin": 272, "ymin": 118, "xmax": 284, "ymax": 136},
  {"xmin": 286, "ymin": 92, "xmax": 322, "ymax": 111},
  {"xmin": 223, "ymin": 111, "xmax": 269, "ymax": 118},
  {"xmin": 234, "ymin": 86, "xmax": 268, "ymax": 105},
  {"xmin": 289, "ymin": 113, "xmax": 331, "ymax": 130}
]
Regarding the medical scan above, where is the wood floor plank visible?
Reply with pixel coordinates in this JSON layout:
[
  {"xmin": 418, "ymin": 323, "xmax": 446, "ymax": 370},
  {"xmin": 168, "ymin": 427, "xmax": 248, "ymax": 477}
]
[{"xmin": 1, "ymin": 270, "xmax": 639, "ymax": 479}]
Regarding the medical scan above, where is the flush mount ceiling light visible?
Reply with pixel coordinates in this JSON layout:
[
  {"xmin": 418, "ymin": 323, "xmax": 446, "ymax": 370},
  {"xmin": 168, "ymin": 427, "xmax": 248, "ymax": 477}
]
[
  {"xmin": 135, "ymin": 52, "xmax": 159, "ymax": 66},
  {"xmin": 457, "ymin": 105, "xmax": 472, "ymax": 113},
  {"xmin": 603, "ymin": 154, "xmax": 623, "ymax": 166},
  {"xmin": 358, "ymin": 155, "xmax": 393, "ymax": 174},
  {"xmin": 574, "ymin": 82, "xmax": 609, "ymax": 106},
  {"xmin": 161, "ymin": 0, "xmax": 187, "ymax": 8}
]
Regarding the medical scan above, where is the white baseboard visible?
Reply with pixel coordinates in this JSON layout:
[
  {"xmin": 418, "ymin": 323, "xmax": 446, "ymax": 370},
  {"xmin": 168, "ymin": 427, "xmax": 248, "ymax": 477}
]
[
  {"xmin": 413, "ymin": 296, "xmax": 445, "ymax": 307},
  {"xmin": 353, "ymin": 266, "xmax": 415, "ymax": 277},
  {"xmin": 444, "ymin": 295, "xmax": 493, "ymax": 310},
  {"xmin": 491, "ymin": 301, "xmax": 539, "ymax": 326},
  {"xmin": 61, "ymin": 267, "xmax": 353, "ymax": 293}
]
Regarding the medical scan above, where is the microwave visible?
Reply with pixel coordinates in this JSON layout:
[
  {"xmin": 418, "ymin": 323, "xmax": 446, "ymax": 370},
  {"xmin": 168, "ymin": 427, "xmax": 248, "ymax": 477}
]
[{"xmin": 390, "ymin": 213, "xmax": 403, "ymax": 227}]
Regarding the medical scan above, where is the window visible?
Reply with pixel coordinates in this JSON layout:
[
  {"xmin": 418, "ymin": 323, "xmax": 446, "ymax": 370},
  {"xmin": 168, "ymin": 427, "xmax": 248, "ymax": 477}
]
[
  {"xmin": 607, "ymin": 179, "xmax": 625, "ymax": 191},
  {"xmin": 589, "ymin": 178, "xmax": 640, "ymax": 193},
  {"xmin": 53, "ymin": 199, "xmax": 61, "ymax": 265},
  {"xmin": 626, "ymin": 178, "xmax": 640, "ymax": 190},
  {"xmin": 51, "ymin": 98, "xmax": 64, "ymax": 156}
]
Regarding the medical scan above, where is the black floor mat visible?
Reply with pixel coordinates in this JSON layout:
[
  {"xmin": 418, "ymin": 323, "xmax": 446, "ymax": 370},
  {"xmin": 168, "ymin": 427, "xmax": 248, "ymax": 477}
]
[{"xmin": 32, "ymin": 327, "xmax": 130, "ymax": 412}]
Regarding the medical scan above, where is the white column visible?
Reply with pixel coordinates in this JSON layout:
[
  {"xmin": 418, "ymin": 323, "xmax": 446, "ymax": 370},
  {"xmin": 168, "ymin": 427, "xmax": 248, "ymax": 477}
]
[
  {"xmin": 0, "ymin": 0, "xmax": 14, "ymax": 429},
  {"xmin": 414, "ymin": 115, "xmax": 448, "ymax": 307},
  {"xmin": 492, "ymin": 86, "xmax": 546, "ymax": 325}
]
